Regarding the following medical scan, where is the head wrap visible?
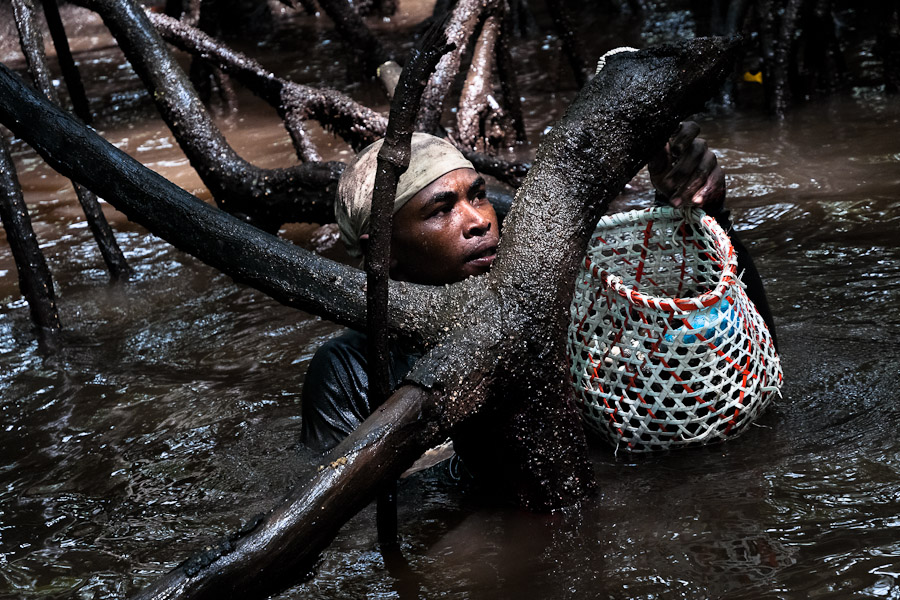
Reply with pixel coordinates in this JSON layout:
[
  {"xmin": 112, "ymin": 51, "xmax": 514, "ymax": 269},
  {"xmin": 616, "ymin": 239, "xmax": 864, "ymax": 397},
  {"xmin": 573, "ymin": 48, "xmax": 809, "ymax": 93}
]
[{"xmin": 335, "ymin": 133, "xmax": 475, "ymax": 257}]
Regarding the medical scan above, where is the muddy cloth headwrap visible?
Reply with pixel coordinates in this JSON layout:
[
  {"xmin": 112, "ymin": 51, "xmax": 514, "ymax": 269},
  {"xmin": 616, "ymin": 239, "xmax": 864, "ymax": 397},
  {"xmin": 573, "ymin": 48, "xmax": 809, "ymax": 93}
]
[{"xmin": 335, "ymin": 133, "xmax": 475, "ymax": 257}]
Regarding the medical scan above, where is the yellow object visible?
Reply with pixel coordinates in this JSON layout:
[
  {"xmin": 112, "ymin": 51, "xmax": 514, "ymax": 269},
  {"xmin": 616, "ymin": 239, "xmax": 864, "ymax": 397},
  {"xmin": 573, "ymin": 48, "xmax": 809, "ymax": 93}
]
[{"xmin": 743, "ymin": 71, "xmax": 763, "ymax": 84}]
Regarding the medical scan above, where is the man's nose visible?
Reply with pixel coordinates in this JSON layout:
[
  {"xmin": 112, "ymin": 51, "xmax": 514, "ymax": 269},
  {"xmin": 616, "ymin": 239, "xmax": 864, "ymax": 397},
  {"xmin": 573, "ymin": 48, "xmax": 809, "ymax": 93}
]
[{"xmin": 461, "ymin": 200, "xmax": 490, "ymax": 237}]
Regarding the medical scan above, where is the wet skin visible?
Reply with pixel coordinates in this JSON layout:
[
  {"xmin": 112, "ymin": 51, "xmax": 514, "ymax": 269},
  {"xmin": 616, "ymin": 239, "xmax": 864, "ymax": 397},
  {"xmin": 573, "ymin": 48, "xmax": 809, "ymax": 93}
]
[
  {"xmin": 368, "ymin": 123, "xmax": 721, "ymax": 286},
  {"xmin": 388, "ymin": 167, "xmax": 499, "ymax": 285},
  {"xmin": 648, "ymin": 121, "xmax": 726, "ymax": 210}
]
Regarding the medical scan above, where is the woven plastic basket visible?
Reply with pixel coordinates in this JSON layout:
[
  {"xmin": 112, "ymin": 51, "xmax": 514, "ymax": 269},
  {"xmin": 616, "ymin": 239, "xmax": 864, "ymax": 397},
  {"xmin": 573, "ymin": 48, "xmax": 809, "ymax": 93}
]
[{"xmin": 567, "ymin": 206, "xmax": 782, "ymax": 452}]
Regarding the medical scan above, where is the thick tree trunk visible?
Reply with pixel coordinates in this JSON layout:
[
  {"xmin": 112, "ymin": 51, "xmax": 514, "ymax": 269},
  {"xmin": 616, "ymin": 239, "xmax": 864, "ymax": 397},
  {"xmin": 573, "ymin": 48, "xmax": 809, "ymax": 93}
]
[
  {"xmin": 445, "ymin": 39, "xmax": 744, "ymax": 505},
  {"xmin": 78, "ymin": 0, "xmax": 344, "ymax": 231},
  {"xmin": 148, "ymin": 11, "xmax": 389, "ymax": 152},
  {"xmin": 545, "ymin": 0, "xmax": 589, "ymax": 88},
  {"xmin": 315, "ymin": 0, "xmax": 390, "ymax": 71},
  {"xmin": 0, "ymin": 135, "xmax": 61, "ymax": 346},
  {"xmin": 39, "ymin": 0, "xmax": 92, "ymax": 123},
  {"xmin": 13, "ymin": 0, "xmax": 132, "ymax": 280},
  {"xmin": 416, "ymin": 0, "xmax": 501, "ymax": 133},
  {"xmin": 1, "ymin": 33, "xmax": 741, "ymax": 600}
]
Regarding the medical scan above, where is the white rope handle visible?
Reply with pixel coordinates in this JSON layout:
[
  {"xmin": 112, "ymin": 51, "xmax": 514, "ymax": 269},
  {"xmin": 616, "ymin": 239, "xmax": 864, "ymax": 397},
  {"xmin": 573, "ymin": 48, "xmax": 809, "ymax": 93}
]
[{"xmin": 595, "ymin": 46, "xmax": 639, "ymax": 75}]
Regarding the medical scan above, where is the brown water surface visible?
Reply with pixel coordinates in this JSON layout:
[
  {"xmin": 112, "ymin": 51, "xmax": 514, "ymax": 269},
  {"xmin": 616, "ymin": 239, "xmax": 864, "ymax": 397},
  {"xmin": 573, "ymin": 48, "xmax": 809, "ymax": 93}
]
[{"xmin": 1, "ymin": 3, "xmax": 900, "ymax": 599}]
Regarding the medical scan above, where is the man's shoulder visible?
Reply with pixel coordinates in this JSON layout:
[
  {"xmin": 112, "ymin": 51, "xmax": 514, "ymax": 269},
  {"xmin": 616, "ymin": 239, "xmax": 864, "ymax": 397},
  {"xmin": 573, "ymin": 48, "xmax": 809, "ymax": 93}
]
[
  {"xmin": 307, "ymin": 327, "xmax": 419, "ymax": 390},
  {"xmin": 301, "ymin": 329, "xmax": 370, "ymax": 450},
  {"xmin": 313, "ymin": 329, "xmax": 367, "ymax": 366},
  {"xmin": 303, "ymin": 328, "xmax": 369, "ymax": 409}
]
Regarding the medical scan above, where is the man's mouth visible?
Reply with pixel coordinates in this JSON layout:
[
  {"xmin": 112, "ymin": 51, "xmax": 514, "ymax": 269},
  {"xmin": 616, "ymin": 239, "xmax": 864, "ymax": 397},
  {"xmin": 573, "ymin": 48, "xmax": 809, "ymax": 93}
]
[{"xmin": 465, "ymin": 242, "xmax": 498, "ymax": 268}]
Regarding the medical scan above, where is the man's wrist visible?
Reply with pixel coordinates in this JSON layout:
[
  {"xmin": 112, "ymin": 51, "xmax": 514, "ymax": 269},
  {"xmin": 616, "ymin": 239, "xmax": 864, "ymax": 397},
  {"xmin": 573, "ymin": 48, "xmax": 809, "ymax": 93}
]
[{"xmin": 653, "ymin": 189, "xmax": 729, "ymax": 223}]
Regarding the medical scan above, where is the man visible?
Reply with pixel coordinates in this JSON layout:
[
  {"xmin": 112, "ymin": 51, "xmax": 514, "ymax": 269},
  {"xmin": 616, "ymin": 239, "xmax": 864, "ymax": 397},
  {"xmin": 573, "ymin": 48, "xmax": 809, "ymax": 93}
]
[{"xmin": 301, "ymin": 125, "xmax": 768, "ymax": 451}]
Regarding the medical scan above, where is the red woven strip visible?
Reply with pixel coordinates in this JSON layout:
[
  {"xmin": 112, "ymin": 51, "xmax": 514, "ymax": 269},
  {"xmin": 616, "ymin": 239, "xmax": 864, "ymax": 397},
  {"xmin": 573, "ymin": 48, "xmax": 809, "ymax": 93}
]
[
  {"xmin": 583, "ymin": 341, "xmax": 627, "ymax": 441},
  {"xmin": 600, "ymin": 391, "xmax": 626, "ymax": 442},
  {"xmin": 698, "ymin": 331, "xmax": 758, "ymax": 381},
  {"xmin": 636, "ymin": 391, "xmax": 665, "ymax": 431},
  {"xmin": 595, "ymin": 235, "xmax": 637, "ymax": 270},
  {"xmin": 724, "ymin": 408, "xmax": 739, "ymax": 434},
  {"xmin": 620, "ymin": 318, "xmax": 667, "ymax": 431},
  {"xmin": 575, "ymin": 294, "xmax": 597, "ymax": 346},
  {"xmin": 634, "ymin": 219, "xmax": 654, "ymax": 284},
  {"xmin": 641, "ymin": 272, "xmax": 663, "ymax": 292},
  {"xmin": 618, "ymin": 284, "xmax": 726, "ymax": 312},
  {"xmin": 725, "ymin": 338, "xmax": 754, "ymax": 434},
  {"xmin": 606, "ymin": 325, "xmax": 627, "ymax": 363},
  {"xmin": 658, "ymin": 357, "xmax": 702, "ymax": 399}
]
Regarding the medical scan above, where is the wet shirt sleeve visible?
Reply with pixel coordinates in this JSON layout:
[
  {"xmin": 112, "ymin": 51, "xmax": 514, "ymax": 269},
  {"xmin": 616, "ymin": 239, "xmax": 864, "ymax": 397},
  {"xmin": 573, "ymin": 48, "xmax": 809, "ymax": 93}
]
[
  {"xmin": 710, "ymin": 208, "xmax": 779, "ymax": 350},
  {"xmin": 300, "ymin": 330, "xmax": 373, "ymax": 452},
  {"xmin": 300, "ymin": 330, "xmax": 419, "ymax": 452}
]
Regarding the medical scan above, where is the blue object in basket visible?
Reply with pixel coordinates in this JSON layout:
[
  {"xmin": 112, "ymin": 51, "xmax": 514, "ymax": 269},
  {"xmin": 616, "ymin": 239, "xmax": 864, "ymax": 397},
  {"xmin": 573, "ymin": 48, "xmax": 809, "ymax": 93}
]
[{"xmin": 665, "ymin": 297, "xmax": 739, "ymax": 345}]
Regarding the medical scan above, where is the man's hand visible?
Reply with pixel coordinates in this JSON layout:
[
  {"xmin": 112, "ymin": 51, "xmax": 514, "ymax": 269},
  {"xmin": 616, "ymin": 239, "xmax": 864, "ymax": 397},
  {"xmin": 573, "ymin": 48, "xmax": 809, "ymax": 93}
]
[{"xmin": 648, "ymin": 121, "xmax": 725, "ymax": 212}]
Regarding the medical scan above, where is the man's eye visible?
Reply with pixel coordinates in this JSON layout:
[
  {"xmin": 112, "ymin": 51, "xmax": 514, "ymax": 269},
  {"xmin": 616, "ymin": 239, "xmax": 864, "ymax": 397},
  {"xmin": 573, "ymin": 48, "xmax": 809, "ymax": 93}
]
[{"xmin": 429, "ymin": 204, "xmax": 452, "ymax": 218}]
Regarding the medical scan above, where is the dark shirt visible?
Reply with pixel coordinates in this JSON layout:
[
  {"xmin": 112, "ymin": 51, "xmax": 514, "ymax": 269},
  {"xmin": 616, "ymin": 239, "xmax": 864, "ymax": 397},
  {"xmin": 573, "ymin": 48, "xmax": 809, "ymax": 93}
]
[
  {"xmin": 300, "ymin": 329, "xmax": 420, "ymax": 451},
  {"xmin": 707, "ymin": 207, "xmax": 778, "ymax": 349}
]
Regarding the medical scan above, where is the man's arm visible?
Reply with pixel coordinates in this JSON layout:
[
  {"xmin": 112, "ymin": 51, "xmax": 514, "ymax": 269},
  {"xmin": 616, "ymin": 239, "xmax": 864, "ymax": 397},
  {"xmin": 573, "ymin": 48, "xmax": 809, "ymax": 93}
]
[
  {"xmin": 648, "ymin": 121, "xmax": 778, "ymax": 349},
  {"xmin": 300, "ymin": 331, "xmax": 375, "ymax": 452}
]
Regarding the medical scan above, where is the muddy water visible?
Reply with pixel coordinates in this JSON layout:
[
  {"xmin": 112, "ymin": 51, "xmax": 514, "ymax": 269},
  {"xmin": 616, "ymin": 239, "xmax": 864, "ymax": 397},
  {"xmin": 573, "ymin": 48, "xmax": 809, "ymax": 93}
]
[{"xmin": 2, "ymin": 3, "xmax": 900, "ymax": 599}]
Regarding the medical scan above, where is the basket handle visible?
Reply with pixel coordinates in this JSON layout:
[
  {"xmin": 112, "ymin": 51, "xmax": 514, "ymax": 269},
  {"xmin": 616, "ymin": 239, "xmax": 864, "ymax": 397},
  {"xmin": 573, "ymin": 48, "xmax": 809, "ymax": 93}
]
[{"xmin": 587, "ymin": 208, "xmax": 739, "ymax": 313}]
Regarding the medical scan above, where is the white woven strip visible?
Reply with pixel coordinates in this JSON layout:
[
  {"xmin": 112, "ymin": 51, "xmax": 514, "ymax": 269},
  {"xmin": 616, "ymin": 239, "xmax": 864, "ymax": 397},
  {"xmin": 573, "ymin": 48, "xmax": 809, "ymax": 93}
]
[{"xmin": 568, "ymin": 207, "xmax": 782, "ymax": 452}]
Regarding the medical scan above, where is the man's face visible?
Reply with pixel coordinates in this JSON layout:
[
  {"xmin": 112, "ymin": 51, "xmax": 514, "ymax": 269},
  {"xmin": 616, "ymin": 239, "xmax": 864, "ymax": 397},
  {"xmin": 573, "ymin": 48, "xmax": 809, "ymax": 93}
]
[{"xmin": 389, "ymin": 168, "xmax": 499, "ymax": 285}]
